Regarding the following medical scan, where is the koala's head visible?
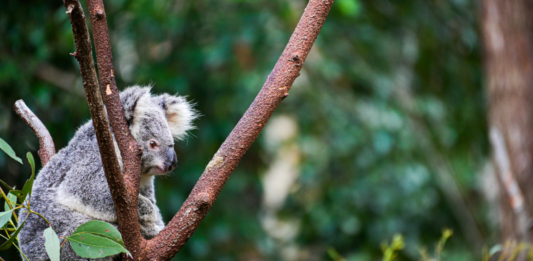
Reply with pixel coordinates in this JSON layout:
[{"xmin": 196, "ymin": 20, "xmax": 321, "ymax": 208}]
[{"xmin": 120, "ymin": 86, "xmax": 197, "ymax": 176}]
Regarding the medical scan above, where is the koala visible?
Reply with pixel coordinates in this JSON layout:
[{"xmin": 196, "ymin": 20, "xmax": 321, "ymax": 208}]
[{"xmin": 18, "ymin": 86, "xmax": 197, "ymax": 261}]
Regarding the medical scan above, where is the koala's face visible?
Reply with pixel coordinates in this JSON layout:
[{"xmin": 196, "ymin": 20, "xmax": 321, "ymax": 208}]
[
  {"xmin": 120, "ymin": 86, "xmax": 197, "ymax": 176},
  {"xmin": 136, "ymin": 113, "xmax": 177, "ymax": 175}
]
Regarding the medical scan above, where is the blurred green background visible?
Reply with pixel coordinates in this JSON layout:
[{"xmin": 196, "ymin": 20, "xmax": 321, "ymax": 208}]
[{"xmin": 0, "ymin": 0, "xmax": 491, "ymax": 260}]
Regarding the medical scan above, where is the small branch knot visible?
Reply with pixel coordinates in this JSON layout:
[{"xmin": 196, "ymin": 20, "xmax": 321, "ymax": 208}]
[
  {"xmin": 96, "ymin": 9, "xmax": 105, "ymax": 20},
  {"xmin": 288, "ymin": 54, "xmax": 300, "ymax": 62},
  {"xmin": 66, "ymin": 4, "xmax": 75, "ymax": 14},
  {"xmin": 194, "ymin": 193, "xmax": 212, "ymax": 212},
  {"xmin": 196, "ymin": 193, "xmax": 211, "ymax": 206}
]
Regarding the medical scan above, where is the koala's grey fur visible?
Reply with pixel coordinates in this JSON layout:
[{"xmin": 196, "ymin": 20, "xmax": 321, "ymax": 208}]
[{"xmin": 18, "ymin": 86, "xmax": 196, "ymax": 261}]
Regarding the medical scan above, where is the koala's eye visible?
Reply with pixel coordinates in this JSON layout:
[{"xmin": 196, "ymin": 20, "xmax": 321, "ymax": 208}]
[{"xmin": 148, "ymin": 140, "xmax": 159, "ymax": 149}]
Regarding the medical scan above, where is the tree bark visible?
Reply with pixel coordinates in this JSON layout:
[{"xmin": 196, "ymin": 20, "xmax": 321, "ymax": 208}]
[
  {"xmin": 84, "ymin": 0, "xmax": 147, "ymax": 256},
  {"xmin": 482, "ymin": 0, "xmax": 533, "ymax": 244},
  {"xmin": 63, "ymin": 0, "xmax": 146, "ymax": 257},
  {"xmin": 62, "ymin": 0, "xmax": 334, "ymax": 259},
  {"xmin": 146, "ymin": 1, "xmax": 334, "ymax": 258},
  {"xmin": 13, "ymin": 100, "xmax": 56, "ymax": 167}
]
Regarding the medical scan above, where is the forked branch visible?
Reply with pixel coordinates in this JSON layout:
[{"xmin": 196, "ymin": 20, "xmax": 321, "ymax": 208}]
[
  {"xmin": 63, "ymin": 0, "xmax": 334, "ymax": 260},
  {"xmin": 62, "ymin": 0, "xmax": 146, "ymax": 257}
]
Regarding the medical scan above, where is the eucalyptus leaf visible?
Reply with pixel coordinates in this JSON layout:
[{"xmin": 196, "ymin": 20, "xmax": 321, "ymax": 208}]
[
  {"xmin": 0, "ymin": 210, "xmax": 13, "ymax": 228},
  {"xmin": 71, "ymin": 220, "xmax": 124, "ymax": 245},
  {"xmin": 0, "ymin": 138, "xmax": 22, "ymax": 164},
  {"xmin": 69, "ymin": 233, "xmax": 130, "ymax": 259},
  {"xmin": 26, "ymin": 152, "xmax": 35, "ymax": 176},
  {"xmin": 44, "ymin": 227, "xmax": 60, "ymax": 261},
  {"xmin": 20, "ymin": 153, "xmax": 36, "ymax": 203},
  {"xmin": 4, "ymin": 192, "xmax": 17, "ymax": 211},
  {"xmin": 0, "ymin": 220, "xmax": 24, "ymax": 250}
]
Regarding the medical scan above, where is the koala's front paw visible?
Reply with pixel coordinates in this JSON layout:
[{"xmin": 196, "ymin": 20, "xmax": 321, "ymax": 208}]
[
  {"xmin": 137, "ymin": 195, "xmax": 164, "ymax": 239},
  {"xmin": 138, "ymin": 195, "xmax": 157, "ymax": 223}
]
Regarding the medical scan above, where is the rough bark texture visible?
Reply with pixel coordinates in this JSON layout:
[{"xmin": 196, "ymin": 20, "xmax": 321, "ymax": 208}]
[
  {"xmin": 13, "ymin": 100, "xmax": 56, "ymax": 167},
  {"xmin": 146, "ymin": 0, "xmax": 334, "ymax": 259},
  {"xmin": 64, "ymin": 0, "xmax": 333, "ymax": 259},
  {"xmin": 482, "ymin": 0, "xmax": 533, "ymax": 243},
  {"xmin": 62, "ymin": 0, "xmax": 146, "ymax": 258},
  {"xmin": 84, "ymin": 0, "xmax": 146, "ymax": 256}
]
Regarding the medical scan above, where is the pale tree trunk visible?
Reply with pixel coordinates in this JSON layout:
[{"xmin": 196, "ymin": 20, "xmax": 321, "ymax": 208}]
[{"xmin": 482, "ymin": 0, "xmax": 533, "ymax": 245}]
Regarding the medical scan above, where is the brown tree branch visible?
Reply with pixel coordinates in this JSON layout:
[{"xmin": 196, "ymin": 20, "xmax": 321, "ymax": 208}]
[
  {"xmin": 64, "ymin": 0, "xmax": 333, "ymax": 259},
  {"xmin": 63, "ymin": 0, "xmax": 146, "ymax": 257},
  {"xmin": 13, "ymin": 100, "xmax": 56, "ymax": 167},
  {"xmin": 85, "ymin": 0, "xmax": 143, "ymax": 197},
  {"xmin": 146, "ymin": 0, "xmax": 334, "ymax": 259},
  {"xmin": 84, "ymin": 0, "xmax": 146, "ymax": 255},
  {"xmin": 62, "ymin": 0, "xmax": 145, "ymax": 257}
]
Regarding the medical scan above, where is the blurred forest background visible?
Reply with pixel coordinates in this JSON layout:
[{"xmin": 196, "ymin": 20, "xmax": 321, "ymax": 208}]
[{"xmin": 0, "ymin": 0, "xmax": 493, "ymax": 260}]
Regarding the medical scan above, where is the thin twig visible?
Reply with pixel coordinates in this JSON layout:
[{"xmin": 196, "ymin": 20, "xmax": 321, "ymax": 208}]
[{"xmin": 13, "ymin": 100, "xmax": 55, "ymax": 167}]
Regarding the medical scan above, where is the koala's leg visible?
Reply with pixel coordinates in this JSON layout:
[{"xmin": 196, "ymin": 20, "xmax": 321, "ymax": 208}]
[{"xmin": 138, "ymin": 194, "xmax": 165, "ymax": 239}]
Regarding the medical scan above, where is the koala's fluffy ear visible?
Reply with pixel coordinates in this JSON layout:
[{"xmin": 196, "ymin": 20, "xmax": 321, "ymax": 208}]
[
  {"xmin": 156, "ymin": 93, "xmax": 197, "ymax": 140},
  {"xmin": 120, "ymin": 86, "xmax": 152, "ymax": 124}
]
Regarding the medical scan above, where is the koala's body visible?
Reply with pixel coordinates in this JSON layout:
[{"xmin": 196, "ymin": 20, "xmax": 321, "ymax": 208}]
[{"xmin": 18, "ymin": 86, "xmax": 196, "ymax": 261}]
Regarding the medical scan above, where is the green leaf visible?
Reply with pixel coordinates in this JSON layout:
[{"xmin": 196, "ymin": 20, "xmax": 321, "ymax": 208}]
[
  {"xmin": 68, "ymin": 220, "xmax": 130, "ymax": 259},
  {"xmin": 26, "ymin": 152, "xmax": 35, "ymax": 176},
  {"xmin": 0, "ymin": 220, "xmax": 24, "ymax": 250},
  {"xmin": 0, "ymin": 210, "xmax": 13, "ymax": 228},
  {"xmin": 0, "ymin": 138, "xmax": 22, "ymax": 164},
  {"xmin": 44, "ymin": 227, "xmax": 60, "ymax": 261},
  {"xmin": 69, "ymin": 234, "xmax": 130, "ymax": 259},
  {"xmin": 71, "ymin": 220, "xmax": 124, "ymax": 245},
  {"xmin": 0, "ymin": 180, "xmax": 13, "ymax": 191},
  {"xmin": 4, "ymin": 192, "xmax": 17, "ymax": 211},
  {"xmin": 20, "ymin": 153, "xmax": 36, "ymax": 203}
]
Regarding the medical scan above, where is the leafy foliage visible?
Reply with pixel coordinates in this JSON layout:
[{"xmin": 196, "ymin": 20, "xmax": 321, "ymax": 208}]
[
  {"xmin": 43, "ymin": 227, "xmax": 60, "ymax": 261},
  {"xmin": 67, "ymin": 221, "xmax": 130, "ymax": 259},
  {"xmin": 0, "ymin": 220, "xmax": 24, "ymax": 251},
  {"xmin": 0, "ymin": 139, "xmax": 128, "ymax": 260},
  {"xmin": 0, "ymin": 138, "xmax": 22, "ymax": 164},
  {"xmin": 0, "ymin": 210, "xmax": 13, "ymax": 229}
]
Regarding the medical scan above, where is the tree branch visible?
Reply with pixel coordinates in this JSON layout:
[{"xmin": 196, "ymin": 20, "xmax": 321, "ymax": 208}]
[
  {"xmin": 62, "ymin": 0, "xmax": 145, "ymax": 257},
  {"xmin": 64, "ymin": 0, "xmax": 333, "ymax": 259},
  {"xmin": 146, "ymin": 0, "xmax": 334, "ymax": 259},
  {"xmin": 84, "ymin": 0, "xmax": 146, "ymax": 255},
  {"xmin": 13, "ymin": 100, "xmax": 56, "ymax": 167},
  {"xmin": 85, "ymin": 0, "xmax": 143, "ymax": 196}
]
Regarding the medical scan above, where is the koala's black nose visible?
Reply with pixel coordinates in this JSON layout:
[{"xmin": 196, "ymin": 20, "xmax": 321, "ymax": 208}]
[{"xmin": 165, "ymin": 148, "xmax": 177, "ymax": 172}]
